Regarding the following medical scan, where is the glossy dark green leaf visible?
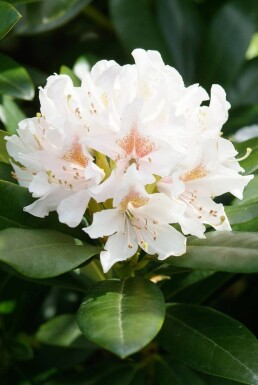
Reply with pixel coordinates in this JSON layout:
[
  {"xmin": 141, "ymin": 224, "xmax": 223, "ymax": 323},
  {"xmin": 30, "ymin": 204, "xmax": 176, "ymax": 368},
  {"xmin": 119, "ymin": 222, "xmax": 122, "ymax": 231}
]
[
  {"xmin": 199, "ymin": 2, "xmax": 256, "ymax": 87},
  {"xmin": 0, "ymin": 1, "xmax": 21, "ymax": 40},
  {"xmin": 158, "ymin": 269, "xmax": 232, "ymax": 304},
  {"xmin": 0, "ymin": 180, "xmax": 87, "ymax": 239},
  {"xmin": 77, "ymin": 277, "xmax": 165, "ymax": 358},
  {"xmin": 0, "ymin": 129, "xmax": 9, "ymax": 163},
  {"xmin": 157, "ymin": 0, "xmax": 201, "ymax": 83},
  {"xmin": 0, "ymin": 228, "xmax": 100, "ymax": 278},
  {"xmin": 109, "ymin": 0, "xmax": 170, "ymax": 62},
  {"xmin": 0, "ymin": 53, "xmax": 34, "ymax": 100},
  {"xmin": 15, "ymin": 0, "xmax": 93, "ymax": 34},
  {"xmin": 225, "ymin": 203, "xmax": 258, "ymax": 231},
  {"xmin": 26, "ymin": 271, "xmax": 90, "ymax": 292},
  {"xmin": 201, "ymin": 372, "xmax": 246, "ymax": 385},
  {"xmin": 0, "ymin": 162, "xmax": 13, "ymax": 181},
  {"xmin": 36, "ymin": 314, "xmax": 96, "ymax": 350},
  {"xmin": 0, "ymin": 95, "xmax": 25, "ymax": 133},
  {"xmin": 158, "ymin": 304, "xmax": 258, "ymax": 385},
  {"xmin": 167, "ymin": 231, "xmax": 258, "ymax": 273}
]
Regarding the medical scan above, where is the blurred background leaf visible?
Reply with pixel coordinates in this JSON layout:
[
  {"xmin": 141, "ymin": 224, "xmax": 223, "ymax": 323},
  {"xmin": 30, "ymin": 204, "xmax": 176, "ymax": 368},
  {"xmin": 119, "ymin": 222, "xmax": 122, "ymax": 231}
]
[{"xmin": 0, "ymin": 1, "xmax": 21, "ymax": 40}]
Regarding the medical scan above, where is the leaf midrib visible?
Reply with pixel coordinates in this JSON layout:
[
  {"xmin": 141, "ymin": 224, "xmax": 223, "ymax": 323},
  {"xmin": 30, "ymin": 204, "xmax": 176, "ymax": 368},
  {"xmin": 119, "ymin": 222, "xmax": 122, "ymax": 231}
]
[
  {"xmin": 0, "ymin": 242, "xmax": 76, "ymax": 253},
  {"xmin": 167, "ymin": 312, "xmax": 258, "ymax": 383}
]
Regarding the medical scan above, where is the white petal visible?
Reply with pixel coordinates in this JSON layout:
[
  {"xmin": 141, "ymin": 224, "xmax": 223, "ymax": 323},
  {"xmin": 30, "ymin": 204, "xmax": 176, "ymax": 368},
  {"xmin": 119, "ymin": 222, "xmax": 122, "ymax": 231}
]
[
  {"xmin": 90, "ymin": 170, "xmax": 119, "ymax": 203},
  {"xmin": 207, "ymin": 84, "xmax": 231, "ymax": 132},
  {"xmin": 142, "ymin": 224, "xmax": 186, "ymax": 259},
  {"xmin": 178, "ymin": 215, "xmax": 206, "ymax": 238},
  {"xmin": 136, "ymin": 193, "xmax": 184, "ymax": 224},
  {"xmin": 24, "ymin": 191, "xmax": 67, "ymax": 218},
  {"xmin": 176, "ymin": 84, "xmax": 209, "ymax": 116},
  {"xmin": 57, "ymin": 190, "xmax": 90, "ymax": 227},
  {"xmin": 84, "ymin": 209, "xmax": 124, "ymax": 238},
  {"xmin": 100, "ymin": 231, "xmax": 138, "ymax": 272},
  {"xmin": 29, "ymin": 172, "xmax": 51, "ymax": 197},
  {"xmin": 84, "ymin": 162, "xmax": 104, "ymax": 185},
  {"xmin": 188, "ymin": 170, "xmax": 253, "ymax": 199},
  {"xmin": 91, "ymin": 59, "xmax": 120, "ymax": 82}
]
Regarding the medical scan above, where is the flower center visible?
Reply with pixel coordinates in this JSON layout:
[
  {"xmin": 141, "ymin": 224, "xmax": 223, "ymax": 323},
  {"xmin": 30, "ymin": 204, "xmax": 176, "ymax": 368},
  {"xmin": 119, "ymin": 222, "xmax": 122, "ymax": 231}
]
[
  {"xmin": 119, "ymin": 191, "xmax": 149, "ymax": 212},
  {"xmin": 118, "ymin": 126, "xmax": 157, "ymax": 159},
  {"xmin": 62, "ymin": 141, "xmax": 88, "ymax": 168},
  {"xmin": 181, "ymin": 165, "xmax": 207, "ymax": 182}
]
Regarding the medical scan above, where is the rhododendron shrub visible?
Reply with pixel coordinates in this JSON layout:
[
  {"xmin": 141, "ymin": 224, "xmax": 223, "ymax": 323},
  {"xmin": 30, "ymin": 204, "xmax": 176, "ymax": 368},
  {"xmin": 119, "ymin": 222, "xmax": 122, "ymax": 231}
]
[
  {"xmin": 1, "ymin": 2, "xmax": 258, "ymax": 385},
  {"xmin": 6, "ymin": 49, "xmax": 253, "ymax": 272}
]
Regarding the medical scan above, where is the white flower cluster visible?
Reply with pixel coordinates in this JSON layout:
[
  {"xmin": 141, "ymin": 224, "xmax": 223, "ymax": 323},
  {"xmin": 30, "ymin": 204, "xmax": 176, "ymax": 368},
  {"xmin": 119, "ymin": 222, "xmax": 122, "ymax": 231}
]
[{"xmin": 6, "ymin": 49, "xmax": 253, "ymax": 272}]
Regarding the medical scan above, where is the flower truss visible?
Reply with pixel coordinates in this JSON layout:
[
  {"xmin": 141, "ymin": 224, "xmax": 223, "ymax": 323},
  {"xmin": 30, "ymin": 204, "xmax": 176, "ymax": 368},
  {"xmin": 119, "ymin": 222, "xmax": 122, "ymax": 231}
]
[{"xmin": 6, "ymin": 49, "xmax": 253, "ymax": 272}]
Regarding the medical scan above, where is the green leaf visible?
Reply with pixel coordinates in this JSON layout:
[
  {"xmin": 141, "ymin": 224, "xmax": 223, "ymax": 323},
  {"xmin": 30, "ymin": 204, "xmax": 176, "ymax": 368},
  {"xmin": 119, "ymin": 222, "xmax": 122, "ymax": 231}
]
[
  {"xmin": 158, "ymin": 304, "xmax": 258, "ymax": 385},
  {"xmin": 167, "ymin": 231, "xmax": 258, "ymax": 273},
  {"xmin": 0, "ymin": 1, "xmax": 21, "ymax": 40},
  {"xmin": 0, "ymin": 162, "xmax": 13, "ymax": 181},
  {"xmin": 0, "ymin": 228, "xmax": 100, "ymax": 278},
  {"xmin": 0, "ymin": 129, "xmax": 9, "ymax": 163},
  {"xmin": 0, "ymin": 180, "xmax": 86, "ymax": 240},
  {"xmin": 199, "ymin": 2, "xmax": 256, "ymax": 87},
  {"xmin": 77, "ymin": 277, "xmax": 165, "ymax": 358},
  {"xmin": 15, "ymin": 0, "xmax": 93, "ymax": 34},
  {"xmin": 0, "ymin": 95, "xmax": 25, "ymax": 133},
  {"xmin": 0, "ymin": 53, "xmax": 34, "ymax": 100},
  {"xmin": 158, "ymin": 270, "xmax": 229, "ymax": 303},
  {"xmin": 157, "ymin": 0, "xmax": 201, "ymax": 84},
  {"xmin": 225, "ymin": 203, "xmax": 258, "ymax": 231},
  {"xmin": 36, "ymin": 314, "xmax": 96, "ymax": 350},
  {"xmin": 201, "ymin": 372, "xmax": 246, "ymax": 384},
  {"xmin": 155, "ymin": 356, "xmax": 206, "ymax": 385},
  {"xmin": 109, "ymin": 0, "xmax": 171, "ymax": 62}
]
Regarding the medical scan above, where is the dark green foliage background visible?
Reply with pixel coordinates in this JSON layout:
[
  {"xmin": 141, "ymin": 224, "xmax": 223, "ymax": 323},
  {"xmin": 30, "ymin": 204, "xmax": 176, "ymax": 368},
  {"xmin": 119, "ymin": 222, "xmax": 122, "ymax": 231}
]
[{"xmin": 0, "ymin": 1, "xmax": 258, "ymax": 384}]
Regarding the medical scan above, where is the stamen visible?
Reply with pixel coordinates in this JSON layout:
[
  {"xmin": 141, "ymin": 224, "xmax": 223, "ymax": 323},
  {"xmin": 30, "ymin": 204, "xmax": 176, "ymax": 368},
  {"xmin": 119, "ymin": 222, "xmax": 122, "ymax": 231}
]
[{"xmin": 236, "ymin": 148, "xmax": 252, "ymax": 162}]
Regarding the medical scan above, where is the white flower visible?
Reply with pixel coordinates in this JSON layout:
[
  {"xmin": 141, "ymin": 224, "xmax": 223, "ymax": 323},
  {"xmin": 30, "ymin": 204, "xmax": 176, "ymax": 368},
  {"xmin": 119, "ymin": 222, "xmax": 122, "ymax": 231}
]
[
  {"xmin": 6, "ymin": 75, "xmax": 104, "ymax": 227},
  {"xmin": 6, "ymin": 49, "xmax": 253, "ymax": 273},
  {"xmin": 84, "ymin": 165, "xmax": 186, "ymax": 272},
  {"xmin": 158, "ymin": 137, "xmax": 253, "ymax": 237}
]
